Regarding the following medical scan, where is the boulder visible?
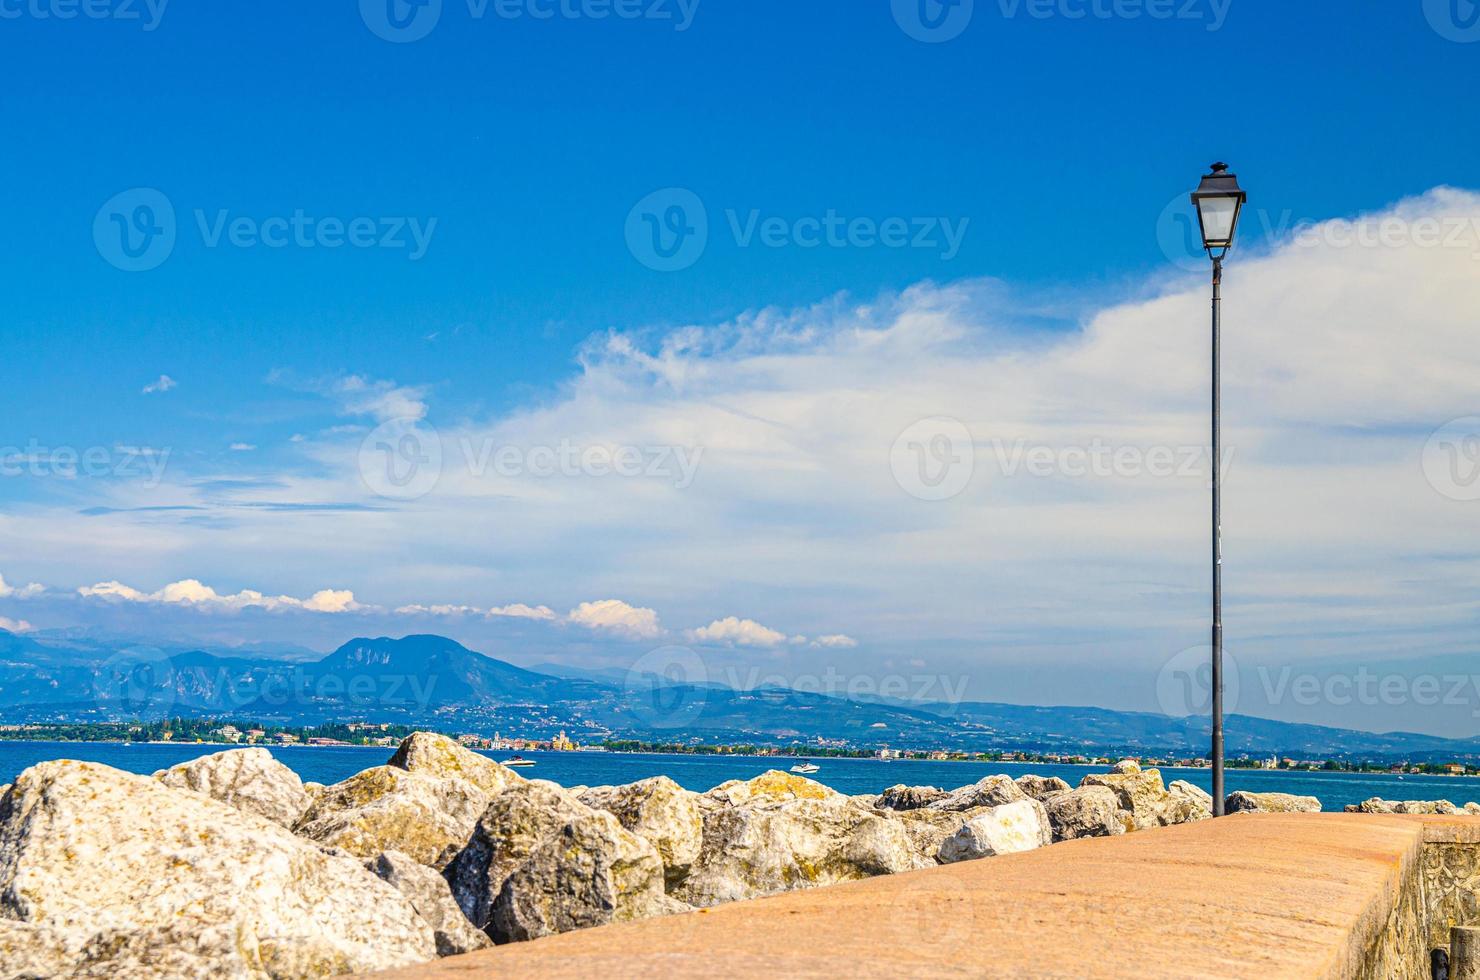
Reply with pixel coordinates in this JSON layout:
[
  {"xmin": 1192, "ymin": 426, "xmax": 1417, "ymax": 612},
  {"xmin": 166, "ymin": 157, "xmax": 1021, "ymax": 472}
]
[
  {"xmin": 675, "ymin": 795, "xmax": 930, "ymax": 908},
  {"xmin": 702, "ymin": 770, "xmax": 842, "ymax": 808},
  {"xmin": 1168, "ymin": 779, "xmax": 1213, "ymax": 811},
  {"xmin": 1079, "ymin": 768, "xmax": 1175, "ymax": 830},
  {"xmin": 366, "ymin": 850, "xmax": 492, "ymax": 957},
  {"xmin": 1465, "ymin": 802, "xmax": 1480, "ymax": 815},
  {"xmin": 155, "ymin": 747, "xmax": 311, "ymax": 828},
  {"xmin": 443, "ymin": 781, "xmax": 676, "ymax": 944},
  {"xmin": 876, "ymin": 784, "xmax": 948, "ymax": 811},
  {"xmin": 1043, "ymin": 786, "xmax": 1128, "ymax": 841},
  {"xmin": 1110, "ymin": 759, "xmax": 1141, "ymax": 774},
  {"xmin": 294, "ymin": 765, "xmax": 492, "ymax": 869},
  {"xmin": 579, "ymin": 776, "xmax": 703, "ymax": 888},
  {"xmin": 927, "ymin": 775, "xmax": 1027, "ymax": 812},
  {"xmin": 1352, "ymin": 797, "xmax": 1455, "ymax": 815},
  {"xmin": 890, "ymin": 805, "xmax": 993, "ymax": 860},
  {"xmin": 0, "ymin": 760, "xmax": 436, "ymax": 977},
  {"xmin": 388, "ymin": 732, "xmax": 524, "ymax": 797},
  {"xmin": 1014, "ymin": 775, "xmax": 1072, "ymax": 801},
  {"xmin": 1224, "ymin": 791, "xmax": 1322, "ymax": 814},
  {"xmin": 937, "ymin": 799, "xmax": 1052, "ymax": 863}
]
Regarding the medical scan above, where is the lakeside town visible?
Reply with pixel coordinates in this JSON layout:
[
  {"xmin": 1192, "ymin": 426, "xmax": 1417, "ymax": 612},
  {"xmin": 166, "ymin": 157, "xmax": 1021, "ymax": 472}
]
[{"xmin": 3, "ymin": 719, "xmax": 1479, "ymax": 777}]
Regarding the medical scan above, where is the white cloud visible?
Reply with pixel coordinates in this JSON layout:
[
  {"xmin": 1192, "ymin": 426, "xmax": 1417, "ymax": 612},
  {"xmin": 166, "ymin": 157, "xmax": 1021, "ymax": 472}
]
[
  {"xmin": 0, "ymin": 616, "xmax": 33, "ymax": 633},
  {"xmin": 229, "ymin": 443, "xmax": 257, "ymax": 452},
  {"xmin": 812, "ymin": 634, "xmax": 858, "ymax": 649},
  {"xmin": 141, "ymin": 375, "xmax": 176, "ymax": 395},
  {"xmin": 332, "ymin": 374, "xmax": 429, "ymax": 422},
  {"xmin": 394, "ymin": 601, "xmax": 557, "ymax": 621},
  {"xmin": 78, "ymin": 578, "xmax": 362, "ymax": 614},
  {"xmin": 0, "ymin": 574, "xmax": 44, "ymax": 599},
  {"xmin": 689, "ymin": 616, "xmax": 789, "ymax": 648},
  {"xmin": 568, "ymin": 599, "xmax": 662, "ymax": 639}
]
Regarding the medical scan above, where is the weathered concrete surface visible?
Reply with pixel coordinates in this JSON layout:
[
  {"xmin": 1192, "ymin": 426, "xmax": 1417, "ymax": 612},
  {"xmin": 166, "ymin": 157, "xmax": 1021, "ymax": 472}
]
[{"xmin": 357, "ymin": 814, "xmax": 1480, "ymax": 980}]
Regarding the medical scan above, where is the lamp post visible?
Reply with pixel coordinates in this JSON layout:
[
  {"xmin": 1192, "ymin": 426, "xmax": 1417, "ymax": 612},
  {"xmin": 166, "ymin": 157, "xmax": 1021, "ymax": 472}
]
[{"xmin": 1190, "ymin": 162, "xmax": 1246, "ymax": 817}]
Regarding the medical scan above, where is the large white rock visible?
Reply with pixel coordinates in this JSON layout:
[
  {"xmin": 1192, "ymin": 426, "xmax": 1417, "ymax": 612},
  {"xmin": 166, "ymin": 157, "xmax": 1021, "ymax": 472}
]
[
  {"xmin": 1350, "ymin": 797, "xmax": 1445, "ymax": 815},
  {"xmin": 580, "ymin": 776, "xmax": 703, "ymax": 888},
  {"xmin": 155, "ymin": 748, "xmax": 311, "ymax": 828},
  {"xmin": 702, "ymin": 770, "xmax": 843, "ymax": 808},
  {"xmin": 365, "ymin": 850, "xmax": 492, "ymax": 957},
  {"xmin": 875, "ymin": 784, "xmax": 948, "ymax": 810},
  {"xmin": 293, "ymin": 765, "xmax": 492, "ymax": 869},
  {"xmin": 443, "ymin": 780, "xmax": 678, "ymax": 944},
  {"xmin": 890, "ymin": 805, "xmax": 994, "ymax": 860},
  {"xmin": 1042, "ymin": 786, "xmax": 1129, "ymax": 841},
  {"xmin": 1014, "ymin": 775, "xmax": 1072, "ymax": 801},
  {"xmin": 293, "ymin": 736, "xmax": 522, "ymax": 869},
  {"xmin": 1225, "ymin": 791, "xmax": 1322, "ymax": 814},
  {"xmin": 937, "ymin": 799, "xmax": 1052, "ymax": 863},
  {"xmin": 926, "ymin": 774, "xmax": 1027, "ymax": 812},
  {"xmin": 675, "ymin": 793, "xmax": 931, "ymax": 908},
  {"xmin": 1079, "ymin": 767, "xmax": 1177, "ymax": 830},
  {"xmin": 388, "ymin": 732, "xmax": 523, "ymax": 797},
  {"xmin": 0, "ymin": 760, "xmax": 436, "ymax": 978}
]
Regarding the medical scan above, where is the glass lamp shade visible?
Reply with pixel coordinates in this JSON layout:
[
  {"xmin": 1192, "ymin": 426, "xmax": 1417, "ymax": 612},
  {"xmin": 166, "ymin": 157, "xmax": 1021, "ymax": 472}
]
[{"xmin": 1190, "ymin": 163, "xmax": 1248, "ymax": 252}]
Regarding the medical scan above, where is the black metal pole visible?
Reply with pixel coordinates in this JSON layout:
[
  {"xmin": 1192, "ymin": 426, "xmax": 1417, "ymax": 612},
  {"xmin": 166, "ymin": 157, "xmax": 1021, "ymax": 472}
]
[{"xmin": 1210, "ymin": 256, "xmax": 1225, "ymax": 817}]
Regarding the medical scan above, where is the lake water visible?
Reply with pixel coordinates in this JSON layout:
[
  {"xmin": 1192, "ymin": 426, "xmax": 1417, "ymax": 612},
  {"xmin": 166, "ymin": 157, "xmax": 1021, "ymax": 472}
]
[{"xmin": 3, "ymin": 741, "xmax": 1477, "ymax": 811}]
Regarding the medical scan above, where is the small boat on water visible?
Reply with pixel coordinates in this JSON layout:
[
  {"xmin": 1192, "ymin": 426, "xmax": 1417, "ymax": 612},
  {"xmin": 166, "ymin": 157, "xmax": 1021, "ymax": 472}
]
[
  {"xmin": 790, "ymin": 762, "xmax": 820, "ymax": 774},
  {"xmin": 504, "ymin": 756, "xmax": 536, "ymax": 768}
]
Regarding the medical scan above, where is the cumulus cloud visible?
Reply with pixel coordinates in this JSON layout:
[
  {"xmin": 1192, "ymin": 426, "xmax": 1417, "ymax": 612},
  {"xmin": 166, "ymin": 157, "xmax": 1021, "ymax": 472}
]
[
  {"xmin": 141, "ymin": 374, "xmax": 176, "ymax": 394},
  {"xmin": 0, "ymin": 616, "xmax": 33, "ymax": 633},
  {"xmin": 689, "ymin": 616, "xmax": 789, "ymax": 648},
  {"xmin": 811, "ymin": 634, "xmax": 858, "ymax": 649},
  {"xmin": 78, "ymin": 578, "xmax": 362, "ymax": 614},
  {"xmin": 568, "ymin": 599, "xmax": 662, "ymax": 639},
  {"xmin": 0, "ymin": 574, "xmax": 44, "ymax": 599}
]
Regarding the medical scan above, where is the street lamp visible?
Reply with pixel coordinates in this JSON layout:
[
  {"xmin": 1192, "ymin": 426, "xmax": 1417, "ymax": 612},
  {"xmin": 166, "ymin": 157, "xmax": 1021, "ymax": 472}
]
[{"xmin": 1190, "ymin": 162, "xmax": 1246, "ymax": 818}]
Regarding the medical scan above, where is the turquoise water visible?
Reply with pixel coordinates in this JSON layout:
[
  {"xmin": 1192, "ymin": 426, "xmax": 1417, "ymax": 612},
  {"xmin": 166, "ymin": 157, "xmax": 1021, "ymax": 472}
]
[{"xmin": 2, "ymin": 741, "xmax": 1476, "ymax": 812}]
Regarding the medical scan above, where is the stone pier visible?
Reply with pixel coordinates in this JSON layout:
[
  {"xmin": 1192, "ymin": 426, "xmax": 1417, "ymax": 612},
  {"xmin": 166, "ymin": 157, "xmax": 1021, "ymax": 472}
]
[{"xmin": 361, "ymin": 813, "xmax": 1480, "ymax": 979}]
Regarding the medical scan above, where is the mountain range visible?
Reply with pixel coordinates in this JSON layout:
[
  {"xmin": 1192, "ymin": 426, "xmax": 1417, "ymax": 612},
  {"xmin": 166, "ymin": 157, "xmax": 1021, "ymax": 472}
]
[{"xmin": 2, "ymin": 629, "xmax": 1479, "ymax": 762}]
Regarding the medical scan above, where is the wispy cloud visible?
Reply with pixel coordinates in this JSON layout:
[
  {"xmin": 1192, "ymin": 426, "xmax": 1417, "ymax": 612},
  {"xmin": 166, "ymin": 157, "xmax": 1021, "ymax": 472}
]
[
  {"xmin": 141, "ymin": 374, "xmax": 176, "ymax": 395},
  {"xmin": 0, "ymin": 574, "xmax": 44, "ymax": 599}
]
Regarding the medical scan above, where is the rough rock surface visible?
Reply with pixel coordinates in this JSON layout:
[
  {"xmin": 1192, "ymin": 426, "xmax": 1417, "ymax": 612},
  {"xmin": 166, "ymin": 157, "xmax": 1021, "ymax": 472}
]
[
  {"xmin": 889, "ymin": 805, "xmax": 992, "ymax": 860},
  {"xmin": 1043, "ymin": 785, "xmax": 1129, "ymax": 841},
  {"xmin": 388, "ymin": 732, "xmax": 524, "ymax": 797},
  {"xmin": 875, "ymin": 784, "xmax": 948, "ymax": 811},
  {"xmin": 1080, "ymin": 768, "xmax": 1177, "ymax": 830},
  {"xmin": 366, "ymin": 850, "xmax": 492, "ymax": 957},
  {"xmin": 937, "ymin": 799, "xmax": 1052, "ymax": 863},
  {"xmin": 676, "ymin": 788, "xmax": 930, "ymax": 907},
  {"xmin": 1110, "ymin": 759, "xmax": 1141, "ymax": 774},
  {"xmin": 703, "ymin": 770, "xmax": 843, "ymax": 808},
  {"xmin": 444, "ymin": 780, "xmax": 675, "ymax": 944},
  {"xmin": 0, "ymin": 760, "xmax": 436, "ymax": 978},
  {"xmin": 1014, "ymin": 774, "xmax": 1072, "ymax": 801},
  {"xmin": 1168, "ymin": 780, "xmax": 1214, "ymax": 811},
  {"xmin": 293, "ymin": 765, "xmax": 493, "ymax": 869},
  {"xmin": 927, "ymin": 774, "xmax": 1027, "ymax": 812},
  {"xmin": 155, "ymin": 748, "xmax": 311, "ymax": 828},
  {"xmin": 1224, "ymin": 791, "xmax": 1322, "ymax": 814},
  {"xmin": 1351, "ymin": 797, "xmax": 1455, "ymax": 815},
  {"xmin": 580, "ymin": 776, "xmax": 703, "ymax": 888}
]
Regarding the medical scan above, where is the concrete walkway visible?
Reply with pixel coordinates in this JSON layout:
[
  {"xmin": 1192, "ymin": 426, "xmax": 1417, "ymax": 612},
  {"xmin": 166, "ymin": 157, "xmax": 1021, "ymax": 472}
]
[{"xmin": 365, "ymin": 813, "xmax": 1478, "ymax": 979}]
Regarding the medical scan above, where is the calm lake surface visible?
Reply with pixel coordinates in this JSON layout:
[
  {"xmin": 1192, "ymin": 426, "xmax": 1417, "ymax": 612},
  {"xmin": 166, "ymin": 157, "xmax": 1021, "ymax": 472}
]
[{"xmin": 3, "ymin": 741, "xmax": 1477, "ymax": 811}]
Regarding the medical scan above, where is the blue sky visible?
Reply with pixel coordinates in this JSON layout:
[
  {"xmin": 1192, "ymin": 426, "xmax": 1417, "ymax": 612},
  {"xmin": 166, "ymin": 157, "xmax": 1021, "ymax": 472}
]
[{"xmin": 3, "ymin": 1, "xmax": 1480, "ymax": 734}]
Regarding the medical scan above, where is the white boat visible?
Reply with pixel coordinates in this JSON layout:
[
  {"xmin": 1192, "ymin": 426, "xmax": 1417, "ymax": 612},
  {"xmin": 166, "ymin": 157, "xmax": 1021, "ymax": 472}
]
[
  {"xmin": 790, "ymin": 762, "xmax": 820, "ymax": 774},
  {"xmin": 504, "ymin": 756, "xmax": 536, "ymax": 768}
]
